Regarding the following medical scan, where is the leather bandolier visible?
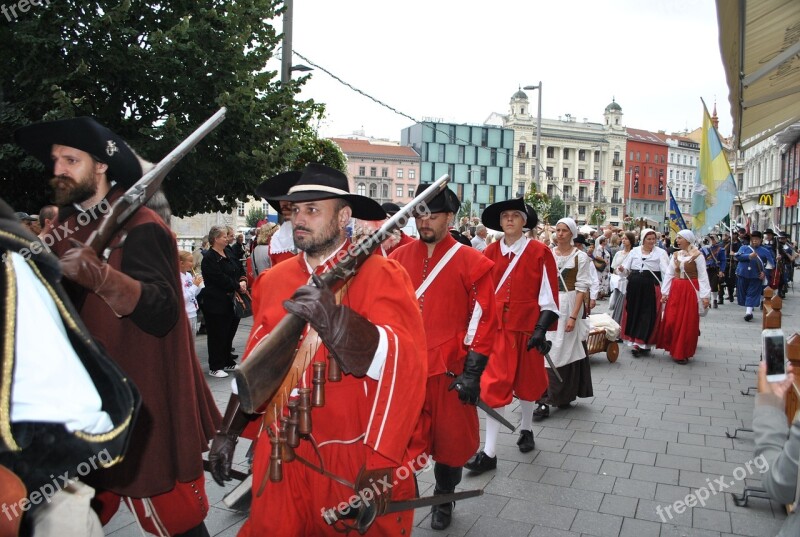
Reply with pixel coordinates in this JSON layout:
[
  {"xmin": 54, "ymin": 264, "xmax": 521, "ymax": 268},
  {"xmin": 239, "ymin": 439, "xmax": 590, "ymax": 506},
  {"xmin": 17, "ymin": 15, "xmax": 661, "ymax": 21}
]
[{"xmin": 0, "ymin": 208, "xmax": 140, "ymax": 504}]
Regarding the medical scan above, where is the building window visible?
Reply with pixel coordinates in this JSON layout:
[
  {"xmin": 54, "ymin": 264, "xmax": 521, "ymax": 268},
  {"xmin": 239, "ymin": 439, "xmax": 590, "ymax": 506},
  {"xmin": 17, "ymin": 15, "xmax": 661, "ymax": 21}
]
[
  {"xmin": 689, "ymin": 156, "xmax": 693, "ymax": 166},
  {"xmin": 611, "ymin": 207, "xmax": 619, "ymax": 216},
  {"xmin": 629, "ymin": 151, "xmax": 634, "ymax": 160},
  {"xmin": 563, "ymin": 148, "xmax": 570, "ymax": 160},
  {"xmin": 546, "ymin": 166, "xmax": 554, "ymax": 178},
  {"xmin": 519, "ymin": 163, "xmax": 526, "ymax": 175},
  {"xmin": 670, "ymin": 169, "xmax": 674, "ymax": 179},
  {"xmin": 645, "ymin": 153, "xmax": 650, "ymax": 163},
  {"xmin": 262, "ymin": 202, "xmax": 268, "ymax": 213},
  {"xmin": 614, "ymin": 170, "xmax": 619, "ymax": 181},
  {"xmin": 594, "ymin": 151, "xmax": 600, "ymax": 163},
  {"xmin": 648, "ymin": 185, "xmax": 652, "ymax": 195},
  {"xmin": 359, "ymin": 166, "xmax": 366, "ymax": 176},
  {"xmin": 636, "ymin": 152, "xmax": 640, "ymax": 161},
  {"xmin": 382, "ymin": 184, "xmax": 389, "ymax": 198},
  {"xmin": 237, "ymin": 202, "xmax": 245, "ymax": 217},
  {"xmin": 563, "ymin": 167, "xmax": 569, "ymax": 178},
  {"xmin": 370, "ymin": 167, "xmax": 377, "ymax": 177},
  {"xmin": 397, "ymin": 169, "xmax": 403, "ymax": 179},
  {"xmin": 408, "ymin": 187, "xmax": 414, "ymax": 198},
  {"xmin": 594, "ymin": 170, "xmax": 599, "ymax": 180},
  {"xmin": 547, "ymin": 147, "xmax": 555, "ymax": 158},
  {"xmin": 409, "ymin": 169, "xmax": 415, "ymax": 179},
  {"xmin": 578, "ymin": 169, "xmax": 585, "ymax": 180},
  {"xmin": 381, "ymin": 167, "xmax": 388, "ymax": 178},
  {"xmin": 532, "ymin": 145, "xmax": 537, "ymax": 157},
  {"xmin": 683, "ymin": 155, "xmax": 687, "ymax": 165},
  {"xmin": 578, "ymin": 149, "xmax": 586, "ymax": 161},
  {"xmin": 578, "ymin": 205, "xmax": 586, "ymax": 215},
  {"xmin": 369, "ymin": 184, "xmax": 377, "ymax": 197},
  {"xmin": 490, "ymin": 148, "xmax": 497, "ymax": 166},
  {"xmin": 518, "ymin": 142, "xmax": 526, "ymax": 155},
  {"xmin": 613, "ymin": 187, "xmax": 619, "ymax": 200},
  {"xmin": 614, "ymin": 151, "xmax": 620, "ymax": 162},
  {"xmin": 396, "ymin": 184, "xmax": 403, "ymax": 198}
]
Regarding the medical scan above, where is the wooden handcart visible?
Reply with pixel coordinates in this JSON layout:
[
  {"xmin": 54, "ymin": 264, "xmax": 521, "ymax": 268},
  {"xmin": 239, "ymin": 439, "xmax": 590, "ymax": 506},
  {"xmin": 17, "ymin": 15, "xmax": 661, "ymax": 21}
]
[{"xmin": 586, "ymin": 328, "xmax": 619, "ymax": 363}]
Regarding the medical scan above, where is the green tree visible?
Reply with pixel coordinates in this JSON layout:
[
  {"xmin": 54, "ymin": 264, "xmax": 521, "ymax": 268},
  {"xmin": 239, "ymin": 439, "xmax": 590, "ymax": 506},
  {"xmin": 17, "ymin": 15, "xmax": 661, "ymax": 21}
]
[
  {"xmin": 590, "ymin": 207, "xmax": 606, "ymax": 226},
  {"xmin": 457, "ymin": 199, "xmax": 473, "ymax": 221},
  {"xmin": 245, "ymin": 206, "xmax": 265, "ymax": 228},
  {"xmin": 0, "ymin": 0, "xmax": 327, "ymax": 216},
  {"xmin": 548, "ymin": 196, "xmax": 565, "ymax": 225}
]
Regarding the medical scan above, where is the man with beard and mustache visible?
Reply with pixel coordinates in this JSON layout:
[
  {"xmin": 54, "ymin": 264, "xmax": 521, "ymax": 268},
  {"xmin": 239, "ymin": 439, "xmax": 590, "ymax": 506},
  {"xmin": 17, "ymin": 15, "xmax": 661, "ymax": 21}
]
[
  {"xmin": 14, "ymin": 117, "xmax": 220, "ymax": 536},
  {"xmin": 209, "ymin": 163, "xmax": 427, "ymax": 536},
  {"xmin": 389, "ymin": 184, "xmax": 497, "ymax": 531}
]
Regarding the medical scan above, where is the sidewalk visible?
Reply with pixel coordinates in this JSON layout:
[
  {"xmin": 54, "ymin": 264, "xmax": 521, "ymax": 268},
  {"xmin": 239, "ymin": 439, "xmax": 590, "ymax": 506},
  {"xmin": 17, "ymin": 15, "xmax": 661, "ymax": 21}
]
[{"xmin": 108, "ymin": 287, "xmax": 799, "ymax": 536}]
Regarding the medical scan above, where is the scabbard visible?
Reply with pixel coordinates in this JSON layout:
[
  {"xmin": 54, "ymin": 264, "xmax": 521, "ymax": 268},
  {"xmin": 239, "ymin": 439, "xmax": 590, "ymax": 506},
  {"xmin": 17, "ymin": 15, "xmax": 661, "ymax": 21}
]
[
  {"xmin": 477, "ymin": 400, "xmax": 515, "ymax": 431},
  {"xmin": 542, "ymin": 341, "xmax": 564, "ymax": 383},
  {"xmin": 385, "ymin": 489, "xmax": 483, "ymax": 513}
]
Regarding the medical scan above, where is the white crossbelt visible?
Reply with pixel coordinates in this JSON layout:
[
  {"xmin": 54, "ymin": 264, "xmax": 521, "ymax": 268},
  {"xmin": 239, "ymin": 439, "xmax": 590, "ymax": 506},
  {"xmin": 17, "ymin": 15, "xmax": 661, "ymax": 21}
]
[{"xmin": 415, "ymin": 242, "xmax": 462, "ymax": 298}]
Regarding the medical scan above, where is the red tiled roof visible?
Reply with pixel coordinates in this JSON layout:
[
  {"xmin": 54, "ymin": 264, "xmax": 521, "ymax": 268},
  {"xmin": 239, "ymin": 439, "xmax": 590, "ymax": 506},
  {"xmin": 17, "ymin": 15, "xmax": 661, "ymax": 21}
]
[
  {"xmin": 330, "ymin": 138, "xmax": 419, "ymax": 158},
  {"xmin": 626, "ymin": 128, "xmax": 669, "ymax": 146}
]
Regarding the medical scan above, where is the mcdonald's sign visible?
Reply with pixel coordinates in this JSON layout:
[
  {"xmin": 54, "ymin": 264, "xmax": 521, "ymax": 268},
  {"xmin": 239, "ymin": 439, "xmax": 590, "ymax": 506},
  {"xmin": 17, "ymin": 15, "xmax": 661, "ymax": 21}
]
[{"xmin": 758, "ymin": 193, "xmax": 773, "ymax": 206}]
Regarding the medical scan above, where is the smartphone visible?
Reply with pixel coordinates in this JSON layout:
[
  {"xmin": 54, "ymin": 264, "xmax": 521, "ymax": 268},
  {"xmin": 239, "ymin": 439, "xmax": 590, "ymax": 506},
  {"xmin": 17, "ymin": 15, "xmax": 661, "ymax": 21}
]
[{"xmin": 762, "ymin": 329, "xmax": 787, "ymax": 382}]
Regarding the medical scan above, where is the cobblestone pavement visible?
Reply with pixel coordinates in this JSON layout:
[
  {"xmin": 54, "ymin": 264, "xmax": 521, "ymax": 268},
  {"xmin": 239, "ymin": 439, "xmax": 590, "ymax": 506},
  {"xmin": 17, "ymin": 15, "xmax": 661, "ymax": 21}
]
[{"xmin": 108, "ymin": 285, "xmax": 798, "ymax": 536}]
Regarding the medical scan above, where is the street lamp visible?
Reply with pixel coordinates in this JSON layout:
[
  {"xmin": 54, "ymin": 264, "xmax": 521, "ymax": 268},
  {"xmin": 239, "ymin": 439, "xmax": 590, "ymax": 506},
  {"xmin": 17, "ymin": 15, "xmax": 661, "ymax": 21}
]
[{"xmin": 523, "ymin": 82, "xmax": 542, "ymax": 192}]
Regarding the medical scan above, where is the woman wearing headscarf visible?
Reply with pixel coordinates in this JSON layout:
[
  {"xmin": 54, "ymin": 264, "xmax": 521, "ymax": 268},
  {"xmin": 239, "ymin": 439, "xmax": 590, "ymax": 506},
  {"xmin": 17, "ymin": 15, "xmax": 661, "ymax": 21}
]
[
  {"xmin": 658, "ymin": 229, "xmax": 711, "ymax": 364},
  {"xmin": 618, "ymin": 228, "xmax": 670, "ymax": 357},
  {"xmin": 609, "ymin": 231, "xmax": 636, "ymax": 326},
  {"xmin": 534, "ymin": 217, "xmax": 593, "ymax": 419}
]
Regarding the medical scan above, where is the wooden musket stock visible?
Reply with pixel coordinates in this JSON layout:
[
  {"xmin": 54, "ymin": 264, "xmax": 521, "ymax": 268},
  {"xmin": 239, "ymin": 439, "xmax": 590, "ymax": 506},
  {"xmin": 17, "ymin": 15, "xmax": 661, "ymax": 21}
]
[{"xmin": 234, "ymin": 174, "xmax": 450, "ymax": 415}]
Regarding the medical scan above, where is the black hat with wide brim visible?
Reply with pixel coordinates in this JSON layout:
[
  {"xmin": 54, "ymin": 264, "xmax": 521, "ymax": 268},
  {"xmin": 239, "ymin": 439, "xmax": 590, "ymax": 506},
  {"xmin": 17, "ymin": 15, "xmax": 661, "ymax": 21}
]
[
  {"xmin": 14, "ymin": 116, "xmax": 143, "ymax": 187},
  {"xmin": 269, "ymin": 163, "xmax": 386, "ymax": 220},
  {"xmin": 413, "ymin": 183, "xmax": 460, "ymax": 214},
  {"xmin": 255, "ymin": 171, "xmax": 302, "ymax": 212},
  {"xmin": 573, "ymin": 234, "xmax": 588, "ymax": 245},
  {"xmin": 381, "ymin": 202, "xmax": 401, "ymax": 216},
  {"xmin": 481, "ymin": 197, "xmax": 538, "ymax": 231}
]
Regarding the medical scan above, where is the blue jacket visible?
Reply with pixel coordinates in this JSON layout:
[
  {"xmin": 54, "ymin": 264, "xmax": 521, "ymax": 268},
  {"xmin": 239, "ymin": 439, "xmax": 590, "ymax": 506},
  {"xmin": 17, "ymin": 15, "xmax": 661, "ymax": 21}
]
[
  {"xmin": 735, "ymin": 244, "xmax": 775, "ymax": 280},
  {"xmin": 701, "ymin": 244, "xmax": 726, "ymax": 272}
]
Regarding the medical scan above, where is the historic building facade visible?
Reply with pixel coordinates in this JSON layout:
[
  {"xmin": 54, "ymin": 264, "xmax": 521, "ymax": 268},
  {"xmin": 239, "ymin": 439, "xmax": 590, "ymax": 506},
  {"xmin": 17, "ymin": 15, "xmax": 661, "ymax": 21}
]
[
  {"xmin": 330, "ymin": 137, "xmax": 420, "ymax": 206},
  {"xmin": 488, "ymin": 90, "xmax": 628, "ymax": 226},
  {"xmin": 625, "ymin": 128, "xmax": 668, "ymax": 228}
]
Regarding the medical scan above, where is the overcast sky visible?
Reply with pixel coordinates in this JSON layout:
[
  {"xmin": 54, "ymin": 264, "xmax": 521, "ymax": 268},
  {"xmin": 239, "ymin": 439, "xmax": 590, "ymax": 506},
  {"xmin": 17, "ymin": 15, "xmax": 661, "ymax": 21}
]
[{"xmin": 276, "ymin": 0, "xmax": 732, "ymax": 141}]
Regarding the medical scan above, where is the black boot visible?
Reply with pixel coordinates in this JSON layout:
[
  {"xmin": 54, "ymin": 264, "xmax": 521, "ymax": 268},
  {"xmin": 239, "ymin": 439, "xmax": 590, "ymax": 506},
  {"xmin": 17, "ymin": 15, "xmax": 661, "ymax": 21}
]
[
  {"xmin": 431, "ymin": 463, "xmax": 462, "ymax": 531},
  {"xmin": 175, "ymin": 523, "xmax": 211, "ymax": 537}
]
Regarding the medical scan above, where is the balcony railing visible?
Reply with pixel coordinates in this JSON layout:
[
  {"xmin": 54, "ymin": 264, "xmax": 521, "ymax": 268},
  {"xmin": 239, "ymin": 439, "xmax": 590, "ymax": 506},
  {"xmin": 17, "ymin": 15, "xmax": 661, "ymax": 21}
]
[
  {"xmin": 611, "ymin": 197, "xmax": 622, "ymax": 204},
  {"xmin": 564, "ymin": 195, "xmax": 576, "ymax": 202},
  {"xmin": 613, "ymin": 158, "xmax": 623, "ymax": 166},
  {"xmin": 517, "ymin": 151, "xmax": 529, "ymax": 159}
]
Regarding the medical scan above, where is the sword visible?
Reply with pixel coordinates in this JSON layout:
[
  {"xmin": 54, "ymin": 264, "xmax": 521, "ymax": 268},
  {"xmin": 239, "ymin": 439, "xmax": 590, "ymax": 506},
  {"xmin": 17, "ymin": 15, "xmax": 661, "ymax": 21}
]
[
  {"xmin": 541, "ymin": 341, "xmax": 564, "ymax": 383},
  {"xmin": 445, "ymin": 372, "xmax": 515, "ymax": 431},
  {"xmin": 325, "ymin": 489, "xmax": 483, "ymax": 524}
]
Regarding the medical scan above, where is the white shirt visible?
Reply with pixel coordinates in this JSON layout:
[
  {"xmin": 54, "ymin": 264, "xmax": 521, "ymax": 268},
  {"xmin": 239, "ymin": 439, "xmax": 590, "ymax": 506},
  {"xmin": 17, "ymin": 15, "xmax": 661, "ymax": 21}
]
[
  {"xmin": 662, "ymin": 250, "xmax": 712, "ymax": 298},
  {"xmin": 10, "ymin": 253, "xmax": 113, "ymax": 434}
]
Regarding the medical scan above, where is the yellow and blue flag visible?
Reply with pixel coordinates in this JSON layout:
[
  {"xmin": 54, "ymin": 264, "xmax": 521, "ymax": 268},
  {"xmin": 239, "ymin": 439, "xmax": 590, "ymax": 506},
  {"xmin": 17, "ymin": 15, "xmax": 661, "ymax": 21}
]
[
  {"xmin": 668, "ymin": 187, "xmax": 687, "ymax": 238},
  {"xmin": 691, "ymin": 99, "xmax": 738, "ymax": 235}
]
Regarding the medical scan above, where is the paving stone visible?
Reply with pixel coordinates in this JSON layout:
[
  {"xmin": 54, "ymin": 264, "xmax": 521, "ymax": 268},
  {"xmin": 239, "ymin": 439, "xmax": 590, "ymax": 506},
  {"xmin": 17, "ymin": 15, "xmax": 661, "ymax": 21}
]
[
  {"xmin": 541, "ymin": 467, "xmax": 578, "ymax": 487},
  {"xmin": 636, "ymin": 498, "xmax": 692, "ymax": 527},
  {"xmin": 464, "ymin": 514, "xmax": 531, "ymax": 537},
  {"xmin": 599, "ymin": 493, "xmax": 639, "ymax": 518},
  {"xmin": 612, "ymin": 477, "xmax": 658, "ymax": 500},
  {"xmin": 619, "ymin": 517, "xmax": 661, "ymax": 537},
  {"xmin": 561, "ymin": 441, "xmax": 595, "ymax": 457},
  {"xmin": 630, "ymin": 464, "xmax": 680, "ymax": 485},
  {"xmin": 624, "ymin": 437, "xmax": 668, "ymax": 454},
  {"xmin": 528, "ymin": 526, "xmax": 581, "ymax": 537},
  {"xmin": 677, "ymin": 432, "xmax": 706, "ymax": 445},
  {"xmin": 659, "ymin": 525, "xmax": 722, "ymax": 537},
  {"xmin": 692, "ymin": 507, "xmax": 732, "ymax": 533},
  {"xmin": 562, "ymin": 454, "xmax": 604, "ymax": 474},
  {"xmin": 600, "ymin": 459, "xmax": 633, "ymax": 478},
  {"xmin": 569, "ymin": 510, "xmax": 623, "ymax": 537},
  {"xmin": 655, "ymin": 453, "xmax": 703, "ymax": 472},
  {"xmin": 484, "ymin": 476, "xmax": 604, "ymax": 511},
  {"xmin": 498, "ymin": 498, "xmax": 577, "ymax": 530},
  {"xmin": 729, "ymin": 512, "xmax": 787, "ymax": 536},
  {"xmin": 667, "ymin": 443, "xmax": 726, "ymax": 462},
  {"xmin": 589, "ymin": 445, "xmax": 629, "ymax": 463},
  {"xmin": 534, "ymin": 450, "xmax": 568, "ymax": 468},
  {"xmin": 572, "ymin": 471, "xmax": 617, "ymax": 493},
  {"xmin": 571, "ymin": 431, "xmax": 628, "ymax": 449},
  {"xmin": 625, "ymin": 450, "xmax": 657, "ymax": 466}
]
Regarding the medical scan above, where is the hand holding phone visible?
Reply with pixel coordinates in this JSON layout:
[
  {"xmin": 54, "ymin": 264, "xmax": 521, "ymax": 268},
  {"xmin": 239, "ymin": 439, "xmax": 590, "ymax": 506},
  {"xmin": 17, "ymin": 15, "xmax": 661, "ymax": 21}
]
[{"xmin": 762, "ymin": 329, "xmax": 787, "ymax": 383}]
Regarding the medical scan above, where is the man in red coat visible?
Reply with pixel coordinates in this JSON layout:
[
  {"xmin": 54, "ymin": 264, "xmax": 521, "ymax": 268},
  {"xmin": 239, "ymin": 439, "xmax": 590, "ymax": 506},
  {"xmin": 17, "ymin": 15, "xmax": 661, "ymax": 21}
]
[
  {"xmin": 390, "ymin": 184, "xmax": 497, "ymax": 531},
  {"xmin": 464, "ymin": 199, "xmax": 559, "ymax": 474},
  {"xmin": 209, "ymin": 163, "xmax": 427, "ymax": 536},
  {"xmin": 14, "ymin": 117, "xmax": 221, "ymax": 536}
]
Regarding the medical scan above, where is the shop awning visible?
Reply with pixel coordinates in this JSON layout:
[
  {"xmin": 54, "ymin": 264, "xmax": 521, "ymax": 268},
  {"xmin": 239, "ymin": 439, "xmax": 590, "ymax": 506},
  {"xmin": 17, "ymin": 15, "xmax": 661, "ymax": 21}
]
[{"xmin": 717, "ymin": 0, "xmax": 800, "ymax": 150}]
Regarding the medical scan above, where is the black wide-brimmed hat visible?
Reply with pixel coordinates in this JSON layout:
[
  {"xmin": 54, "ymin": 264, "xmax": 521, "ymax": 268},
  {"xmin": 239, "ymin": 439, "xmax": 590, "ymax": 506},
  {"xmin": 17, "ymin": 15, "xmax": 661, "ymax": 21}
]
[
  {"xmin": 381, "ymin": 202, "xmax": 401, "ymax": 216},
  {"xmin": 481, "ymin": 197, "xmax": 538, "ymax": 231},
  {"xmin": 750, "ymin": 230, "xmax": 763, "ymax": 238},
  {"xmin": 269, "ymin": 163, "xmax": 386, "ymax": 220},
  {"xmin": 413, "ymin": 183, "xmax": 460, "ymax": 214},
  {"xmin": 764, "ymin": 228, "xmax": 775, "ymax": 235},
  {"xmin": 573, "ymin": 234, "xmax": 588, "ymax": 245},
  {"xmin": 255, "ymin": 171, "xmax": 302, "ymax": 212},
  {"xmin": 15, "ymin": 116, "xmax": 143, "ymax": 187}
]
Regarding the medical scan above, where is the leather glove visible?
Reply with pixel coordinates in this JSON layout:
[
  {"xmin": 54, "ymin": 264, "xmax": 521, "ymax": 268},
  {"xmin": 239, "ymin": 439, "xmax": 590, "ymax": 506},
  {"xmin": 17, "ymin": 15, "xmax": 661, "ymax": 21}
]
[
  {"xmin": 283, "ymin": 274, "xmax": 379, "ymax": 377},
  {"xmin": 60, "ymin": 239, "xmax": 142, "ymax": 317},
  {"xmin": 449, "ymin": 351, "xmax": 488, "ymax": 405},
  {"xmin": 352, "ymin": 466, "xmax": 393, "ymax": 534},
  {"xmin": 208, "ymin": 394, "xmax": 255, "ymax": 486},
  {"xmin": 527, "ymin": 309, "xmax": 560, "ymax": 353}
]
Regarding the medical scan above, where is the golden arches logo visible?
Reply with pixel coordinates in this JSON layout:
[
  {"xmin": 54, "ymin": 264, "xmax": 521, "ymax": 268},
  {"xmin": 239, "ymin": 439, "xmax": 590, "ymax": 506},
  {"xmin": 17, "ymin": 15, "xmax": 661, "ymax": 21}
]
[{"xmin": 758, "ymin": 194, "xmax": 773, "ymax": 206}]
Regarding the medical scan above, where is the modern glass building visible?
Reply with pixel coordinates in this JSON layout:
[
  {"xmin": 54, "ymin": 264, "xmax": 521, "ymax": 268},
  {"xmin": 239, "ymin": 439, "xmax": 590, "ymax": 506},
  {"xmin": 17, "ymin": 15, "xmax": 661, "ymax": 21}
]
[{"xmin": 402, "ymin": 121, "xmax": 515, "ymax": 214}]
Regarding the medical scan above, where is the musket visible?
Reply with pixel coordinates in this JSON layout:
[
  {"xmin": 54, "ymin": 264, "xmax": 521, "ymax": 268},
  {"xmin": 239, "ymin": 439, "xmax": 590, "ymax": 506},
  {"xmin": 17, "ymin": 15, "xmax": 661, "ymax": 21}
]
[
  {"xmin": 85, "ymin": 108, "xmax": 227, "ymax": 258},
  {"xmin": 235, "ymin": 175, "xmax": 451, "ymax": 415}
]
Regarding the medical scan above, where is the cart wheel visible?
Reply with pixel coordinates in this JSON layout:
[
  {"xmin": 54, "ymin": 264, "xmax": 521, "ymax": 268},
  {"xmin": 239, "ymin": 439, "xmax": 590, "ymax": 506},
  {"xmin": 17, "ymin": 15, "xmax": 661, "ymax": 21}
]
[{"xmin": 606, "ymin": 342, "xmax": 619, "ymax": 363}]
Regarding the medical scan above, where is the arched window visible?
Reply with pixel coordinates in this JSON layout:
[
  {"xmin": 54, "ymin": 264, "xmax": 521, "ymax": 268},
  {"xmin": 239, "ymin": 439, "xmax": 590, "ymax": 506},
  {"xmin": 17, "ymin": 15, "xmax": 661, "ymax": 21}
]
[
  {"xmin": 369, "ymin": 184, "xmax": 377, "ymax": 198},
  {"xmin": 381, "ymin": 184, "xmax": 389, "ymax": 198},
  {"xmin": 357, "ymin": 183, "xmax": 366, "ymax": 196}
]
